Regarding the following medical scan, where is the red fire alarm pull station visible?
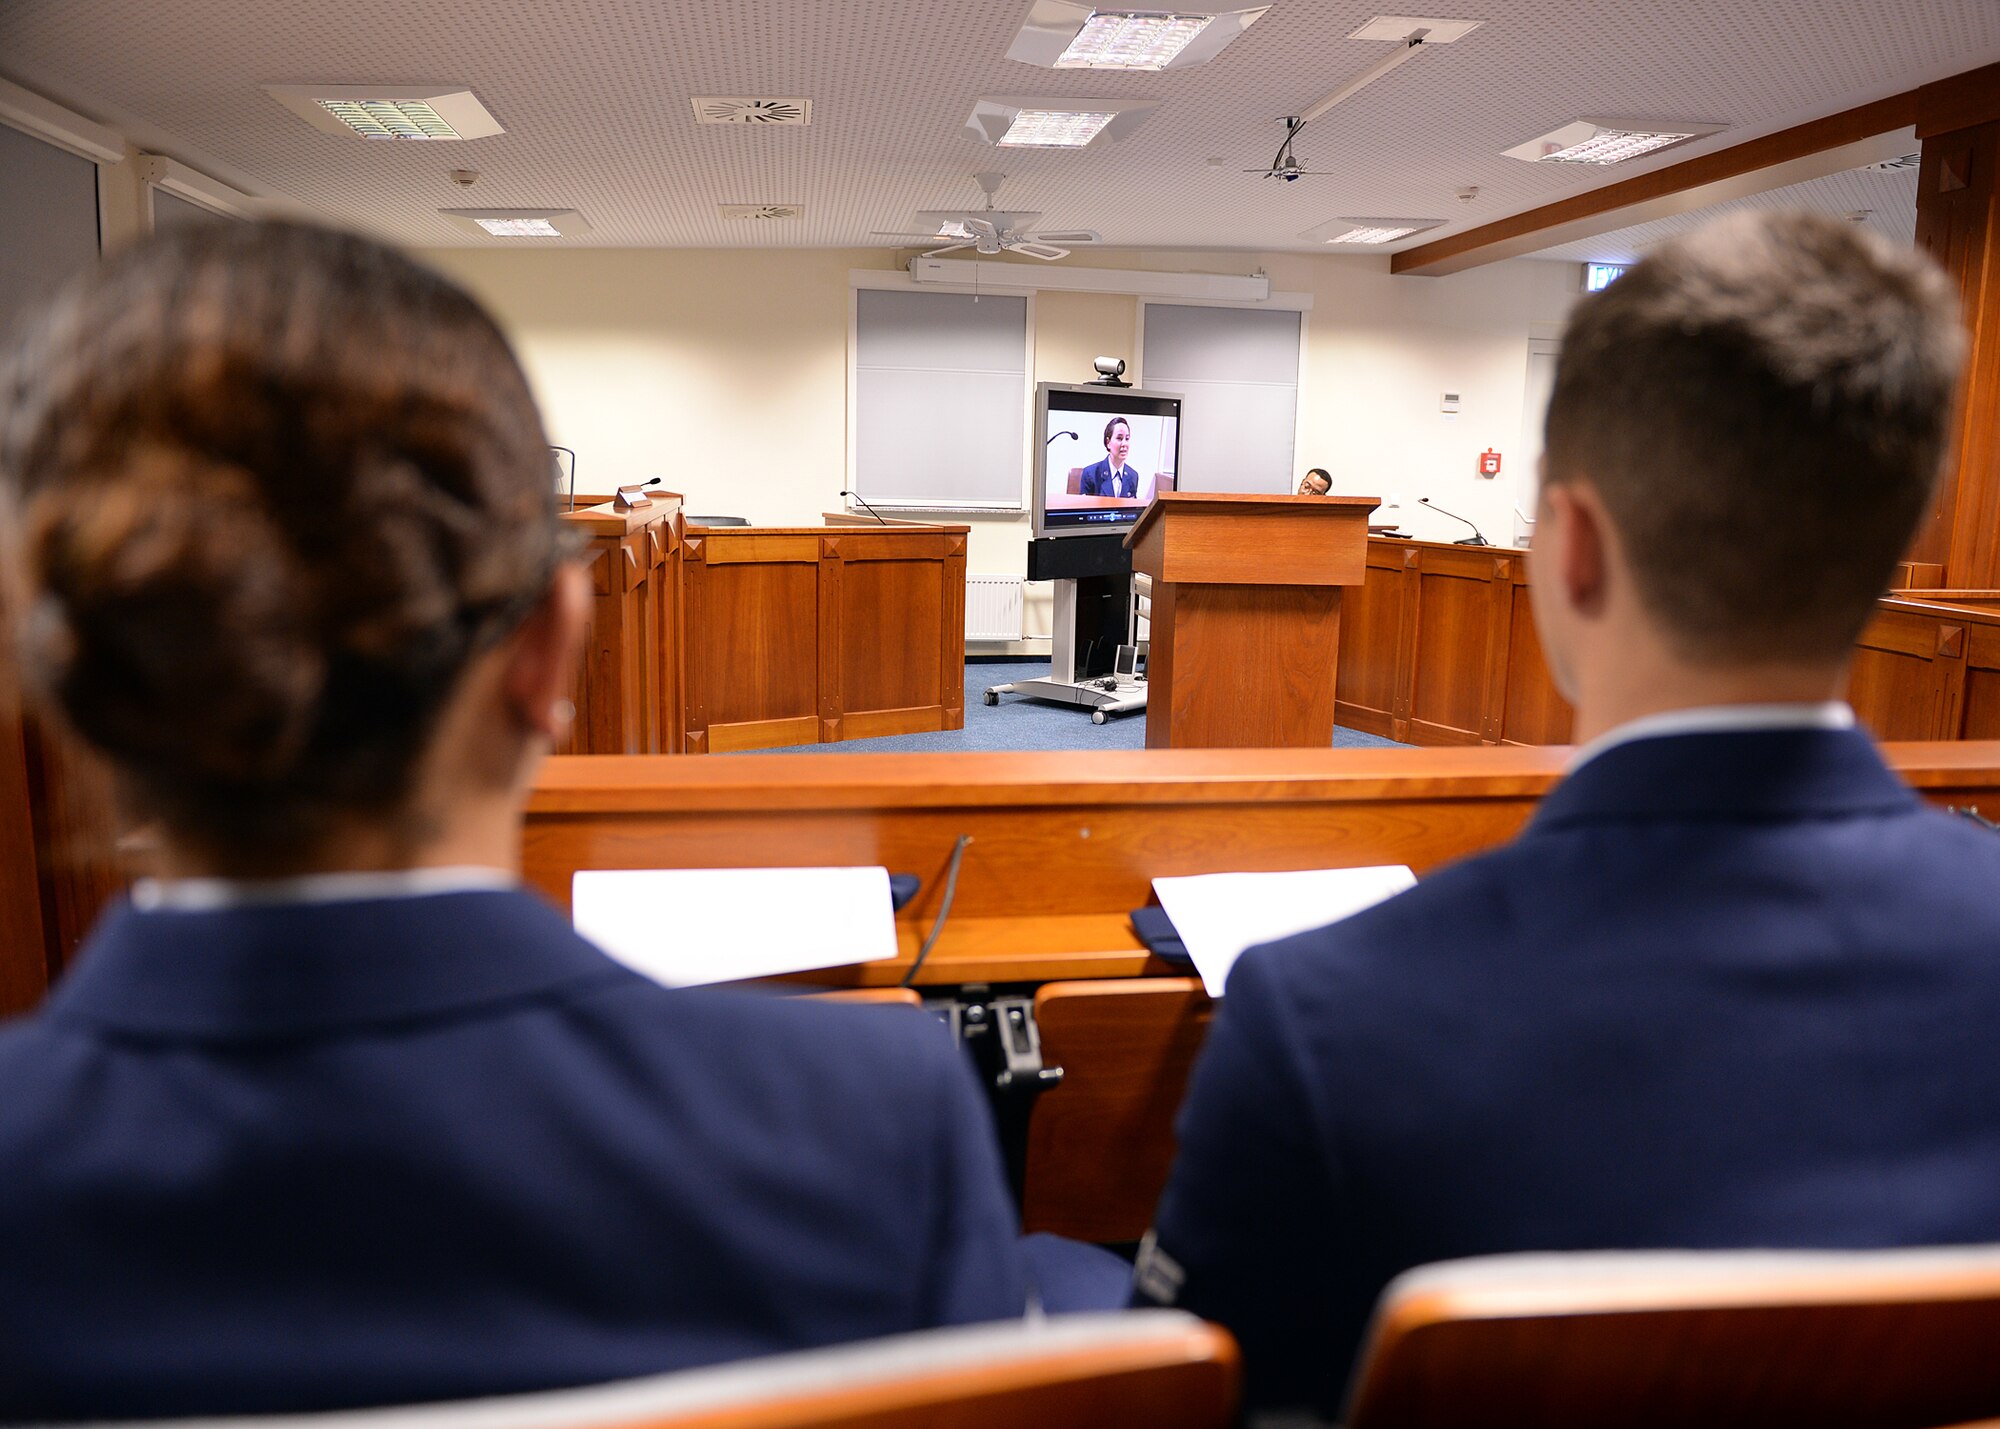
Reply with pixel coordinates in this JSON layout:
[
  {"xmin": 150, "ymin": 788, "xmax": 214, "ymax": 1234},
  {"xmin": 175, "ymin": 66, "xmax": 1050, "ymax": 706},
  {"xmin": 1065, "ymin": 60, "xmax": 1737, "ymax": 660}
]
[{"xmin": 1478, "ymin": 448, "xmax": 1502, "ymax": 478}]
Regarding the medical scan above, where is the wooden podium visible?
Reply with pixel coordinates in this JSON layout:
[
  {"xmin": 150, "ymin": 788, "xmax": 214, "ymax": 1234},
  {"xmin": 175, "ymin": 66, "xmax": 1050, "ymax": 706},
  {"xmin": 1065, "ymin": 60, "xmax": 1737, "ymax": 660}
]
[{"xmin": 1126, "ymin": 492, "xmax": 1377, "ymax": 748}]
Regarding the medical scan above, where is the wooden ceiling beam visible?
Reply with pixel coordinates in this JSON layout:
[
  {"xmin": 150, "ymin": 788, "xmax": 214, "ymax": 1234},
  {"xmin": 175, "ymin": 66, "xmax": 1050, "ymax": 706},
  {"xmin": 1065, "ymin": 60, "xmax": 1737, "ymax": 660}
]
[{"xmin": 1391, "ymin": 61, "xmax": 2000, "ymax": 278}]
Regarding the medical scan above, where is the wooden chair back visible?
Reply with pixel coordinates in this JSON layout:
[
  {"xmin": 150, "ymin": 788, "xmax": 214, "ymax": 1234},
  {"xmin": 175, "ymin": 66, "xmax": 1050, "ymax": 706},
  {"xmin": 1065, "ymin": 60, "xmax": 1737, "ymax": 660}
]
[
  {"xmin": 124, "ymin": 1311, "xmax": 1237, "ymax": 1429},
  {"xmin": 1346, "ymin": 1247, "xmax": 2000, "ymax": 1429},
  {"xmin": 1022, "ymin": 978, "xmax": 1214, "ymax": 1243},
  {"xmin": 1065, "ymin": 466, "xmax": 1086, "ymax": 495},
  {"xmin": 805, "ymin": 987, "xmax": 924, "ymax": 1008}
]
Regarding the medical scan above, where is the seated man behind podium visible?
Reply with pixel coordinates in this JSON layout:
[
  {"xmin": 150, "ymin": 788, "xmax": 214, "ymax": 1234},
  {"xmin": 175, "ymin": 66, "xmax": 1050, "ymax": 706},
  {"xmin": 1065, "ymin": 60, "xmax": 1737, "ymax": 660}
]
[
  {"xmin": 1138, "ymin": 211, "xmax": 1995, "ymax": 1415},
  {"xmin": 0, "ymin": 222, "xmax": 1027, "ymax": 1420}
]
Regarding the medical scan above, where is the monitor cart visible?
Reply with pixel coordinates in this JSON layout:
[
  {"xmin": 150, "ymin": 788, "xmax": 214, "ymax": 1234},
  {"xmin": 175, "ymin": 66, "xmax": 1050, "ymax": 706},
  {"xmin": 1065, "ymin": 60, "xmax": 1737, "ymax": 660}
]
[{"xmin": 984, "ymin": 535, "xmax": 1147, "ymax": 723}]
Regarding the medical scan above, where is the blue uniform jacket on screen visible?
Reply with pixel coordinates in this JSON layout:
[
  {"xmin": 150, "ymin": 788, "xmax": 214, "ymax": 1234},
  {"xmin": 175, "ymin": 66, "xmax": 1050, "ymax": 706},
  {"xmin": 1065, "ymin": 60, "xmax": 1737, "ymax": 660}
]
[
  {"xmin": 0, "ymin": 889, "xmax": 1029, "ymax": 1419},
  {"xmin": 1142, "ymin": 728, "xmax": 2000, "ymax": 1416},
  {"xmin": 1078, "ymin": 459, "xmax": 1138, "ymax": 497}
]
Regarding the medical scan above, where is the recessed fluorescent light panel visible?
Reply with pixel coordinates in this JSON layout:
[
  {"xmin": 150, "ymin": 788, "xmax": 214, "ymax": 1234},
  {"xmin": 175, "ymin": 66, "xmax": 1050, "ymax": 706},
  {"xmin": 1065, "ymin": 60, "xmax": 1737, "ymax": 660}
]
[
  {"xmin": 1009, "ymin": 0, "xmax": 1270, "ymax": 70},
  {"xmin": 1002, "ymin": 109, "xmax": 1118, "ymax": 146},
  {"xmin": 1302, "ymin": 216, "xmax": 1444, "ymax": 245},
  {"xmin": 265, "ymin": 85, "xmax": 503, "ymax": 141},
  {"xmin": 1060, "ymin": 12, "xmax": 1210, "ymax": 67},
  {"xmin": 441, "ymin": 208, "xmax": 591, "ymax": 238},
  {"xmin": 1504, "ymin": 117, "xmax": 1725, "ymax": 165},
  {"xmin": 965, "ymin": 96, "xmax": 1157, "ymax": 147}
]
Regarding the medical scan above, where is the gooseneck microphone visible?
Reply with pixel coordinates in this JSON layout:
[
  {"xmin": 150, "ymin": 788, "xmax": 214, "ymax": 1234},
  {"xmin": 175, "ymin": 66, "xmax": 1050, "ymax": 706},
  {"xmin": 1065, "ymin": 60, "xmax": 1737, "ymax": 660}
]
[
  {"xmin": 839, "ymin": 488, "xmax": 891, "ymax": 525},
  {"xmin": 1047, "ymin": 431, "xmax": 1078, "ymax": 446},
  {"xmin": 1420, "ymin": 496, "xmax": 1491, "ymax": 547}
]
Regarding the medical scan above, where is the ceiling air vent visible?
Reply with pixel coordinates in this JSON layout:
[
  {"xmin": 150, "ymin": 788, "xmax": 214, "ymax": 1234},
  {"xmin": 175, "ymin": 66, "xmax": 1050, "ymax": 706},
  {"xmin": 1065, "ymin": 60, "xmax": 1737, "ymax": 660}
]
[
  {"xmin": 719, "ymin": 204, "xmax": 804, "ymax": 220},
  {"xmin": 693, "ymin": 97, "xmax": 811, "ymax": 125},
  {"xmin": 1862, "ymin": 153, "xmax": 1922, "ymax": 172}
]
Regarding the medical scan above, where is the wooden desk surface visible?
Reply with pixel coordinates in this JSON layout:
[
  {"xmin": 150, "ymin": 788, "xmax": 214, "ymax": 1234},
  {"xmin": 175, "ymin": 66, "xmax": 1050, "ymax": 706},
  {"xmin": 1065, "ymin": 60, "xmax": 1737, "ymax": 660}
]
[{"xmin": 522, "ymin": 743, "xmax": 2000, "ymax": 986}]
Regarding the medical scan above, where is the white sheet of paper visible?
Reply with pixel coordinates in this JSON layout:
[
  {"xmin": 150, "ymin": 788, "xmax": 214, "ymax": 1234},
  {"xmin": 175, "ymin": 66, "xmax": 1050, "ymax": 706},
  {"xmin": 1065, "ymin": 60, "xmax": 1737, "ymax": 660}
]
[
  {"xmin": 572, "ymin": 866, "xmax": 900, "ymax": 988},
  {"xmin": 1152, "ymin": 865, "xmax": 1418, "ymax": 997}
]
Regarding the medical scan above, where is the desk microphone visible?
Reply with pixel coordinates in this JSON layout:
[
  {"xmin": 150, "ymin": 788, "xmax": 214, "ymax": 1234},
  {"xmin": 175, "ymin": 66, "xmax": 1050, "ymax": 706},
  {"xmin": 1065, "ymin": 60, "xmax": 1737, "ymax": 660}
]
[
  {"xmin": 839, "ymin": 488, "xmax": 891, "ymax": 525},
  {"xmin": 550, "ymin": 446, "xmax": 578, "ymax": 511},
  {"xmin": 1047, "ymin": 431, "xmax": 1078, "ymax": 445},
  {"xmin": 1420, "ymin": 497, "xmax": 1491, "ymax": 546}
]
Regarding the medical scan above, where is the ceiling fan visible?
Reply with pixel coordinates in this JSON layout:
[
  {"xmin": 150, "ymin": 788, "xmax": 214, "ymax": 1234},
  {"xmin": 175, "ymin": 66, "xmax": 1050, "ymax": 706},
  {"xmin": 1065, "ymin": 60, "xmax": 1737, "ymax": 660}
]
[
  {"xmin": 1246, "ymin": 117, "xmax": 1336, "ymax": 181},
  {"xmin": 874, "ymin": 172, "xmax": 1101, "ymax": 261}
]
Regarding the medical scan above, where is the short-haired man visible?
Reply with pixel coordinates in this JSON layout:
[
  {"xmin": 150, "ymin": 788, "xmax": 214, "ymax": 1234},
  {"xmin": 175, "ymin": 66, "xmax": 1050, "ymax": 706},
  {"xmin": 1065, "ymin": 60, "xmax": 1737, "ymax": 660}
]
[
  {"xmin": 1138, "ymin": 212, "xmax": 1995, "ymax": 1417},
  {"xmin": 1297, "ymin": 467, "xmax": 1332, "ymax": 496}
]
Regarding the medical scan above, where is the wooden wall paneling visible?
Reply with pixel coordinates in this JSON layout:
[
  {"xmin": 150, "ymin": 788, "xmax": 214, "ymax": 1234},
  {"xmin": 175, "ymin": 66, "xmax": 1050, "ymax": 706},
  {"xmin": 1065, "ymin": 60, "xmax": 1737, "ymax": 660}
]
[
  {"xmin": 1913, "ymin": 119, "xmax": 2000, "ymax": 584},
  {"xmin": 833, "ymin": 541, "xmax": 943, "ymax": 720},
  {"xmin": 1475, "ymin": 556, "xmax": 1519, "ymax": 744},
  {"xmin": 653, "ymin": 516, "xmax": 685, "ymax": 754},
  {"xmin": 942, "ymin": 534, "xmax": 967, "ymax": 733},
  {"xmin": 695, "ymin": 531, "xmax": 824, "ymax": 752},
  {"xmin": 1407, "ymin": 549, "xmax": 1500, "ymax": 745},
  {"xmin": 582, "ymin": 539, "xmax": 633, "ymax": 754},
  {"xmin": 682, "ymin": 534, "xmax": 711, "ymax": 754},
  {"xmin": 1146, "ymin": 583, "xmax": 1344, "ymax": 748},
  {"xmin": 1333, "ymin": 546, "xmax": 1410, "ymax": 740},
  {"xmin": 1893, "ymin": 561, "xmax": 1948, "ymax": 590},
  {"xmin": 629, "ymin": 530, "xmax": 660, "ymax": 755},
  {"xmin": 817, "ymin": 536, "xmax": 845, "ymax": 745},
  {"xmin": 1962, "ymin": 624, "xmax": 2000, "ymax": 740},
  {"xmin": 1498, "ymin": 570, "xmax": 1575, "ymax": 746},
  {"xmin": 1849, "ymin": 606, "xmax": 1966, "ymax": 740}
]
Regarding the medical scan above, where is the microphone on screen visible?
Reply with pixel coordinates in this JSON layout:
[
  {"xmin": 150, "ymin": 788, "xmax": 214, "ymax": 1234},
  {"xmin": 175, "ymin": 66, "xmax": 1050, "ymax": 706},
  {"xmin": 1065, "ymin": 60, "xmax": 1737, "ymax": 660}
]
[
  {"xmin": 1420, "ymin": 497, "xmax": 1491, "ymax": 547},
  {"xmin": 839, "ymin": 488, "xmax": 891, "ymax": 525}
]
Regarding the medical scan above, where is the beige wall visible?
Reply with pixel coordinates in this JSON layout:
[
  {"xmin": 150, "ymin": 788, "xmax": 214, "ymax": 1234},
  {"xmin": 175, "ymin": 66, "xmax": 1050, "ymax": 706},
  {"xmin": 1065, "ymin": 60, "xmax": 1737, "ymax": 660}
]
[{"xmin": 422, "ymin": 244, "xmax": 1579, "ymax": 638}]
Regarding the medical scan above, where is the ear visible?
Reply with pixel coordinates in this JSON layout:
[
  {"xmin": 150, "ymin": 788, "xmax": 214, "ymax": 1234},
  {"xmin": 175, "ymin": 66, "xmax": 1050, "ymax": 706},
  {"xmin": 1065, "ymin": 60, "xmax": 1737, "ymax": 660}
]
[
  {"xmin": 1546, "ymin": 482, "xmax": 1609, "ymax": 619},
  {"xmin": 502, "ymin": 562, "xmax": 589, "ymax": 741}
]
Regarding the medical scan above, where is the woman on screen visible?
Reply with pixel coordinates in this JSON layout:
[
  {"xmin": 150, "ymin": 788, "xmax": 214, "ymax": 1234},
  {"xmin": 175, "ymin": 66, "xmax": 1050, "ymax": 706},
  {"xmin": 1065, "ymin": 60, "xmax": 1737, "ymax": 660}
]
[
  {"xmin": 1078, "ymin": 416, "xmax": 1140, "ymax": 497},
  {"xmin": 0, "ymin": 220, "xmax": 1027, "ymax": 1418}
]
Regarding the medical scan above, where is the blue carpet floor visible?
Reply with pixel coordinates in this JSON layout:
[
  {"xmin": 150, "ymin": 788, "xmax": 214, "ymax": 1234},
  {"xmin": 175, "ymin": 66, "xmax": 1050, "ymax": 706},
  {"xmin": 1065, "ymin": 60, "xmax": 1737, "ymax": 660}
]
[{"xmin": 758, "ymin": 662, "xmax": 1408, "ymax": 754}]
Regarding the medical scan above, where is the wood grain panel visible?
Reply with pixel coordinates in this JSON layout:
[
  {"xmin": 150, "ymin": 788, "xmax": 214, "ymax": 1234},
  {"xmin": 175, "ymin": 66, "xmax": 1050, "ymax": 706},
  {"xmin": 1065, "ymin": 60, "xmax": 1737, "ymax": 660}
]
[
  {"xmin": 698, "ymin": 533, "xmax": 821, "ymax": 564},
  {"xmin": 1849, "ymin": 609, "xmax": 1964, "ymax": 740},
  {"xmin": 839, "ymin": 559, "xmax": 945, "ymax": 714},
  {"xmin": 522, "ymin": 743, "xmax": 2000, "ymax": 987},
  {"xmin": 1409, "ymin": 569, "xmax": 1495, "ymax": 740},
  {"xmin": 1129, "ymin": 494, "xmax": 1375, "ymax": 587},
  {"xmin": 1499, "ymin": 592, "xmax": 1574, "ymax": 745},
  {"xmin": 694, "ymin": 562, "xmax": 820, "ymax": 727},
  {"xmin": 1334, "ymin": 551, "xmax": 1409, "ymax": 734},
  {"xmin": 1146, "ymin": 583, "xmax": 1342, "ymax": 748},
  {"xmin": 705, "ymin": 713, "xmax": 823, "ymax": 753},
  {"xmin": 1349, "ymin": 1252, "xmax": 2000, "ymax": 1429},
  {"xmin": 1964, "ymin": 670, "xmax": 2000, "ymax": 740},
  {"xmin": 1024, "ymin": 979, "xmax": 1214, "ymax": 1242}
]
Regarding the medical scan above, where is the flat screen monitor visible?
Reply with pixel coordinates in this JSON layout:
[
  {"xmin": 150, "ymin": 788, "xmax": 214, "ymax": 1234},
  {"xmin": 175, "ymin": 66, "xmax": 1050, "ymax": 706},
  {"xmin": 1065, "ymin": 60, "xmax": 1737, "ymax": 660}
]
[{"xmin": 1034, "ymin": 382, "xmax": 1181, "ymax": 539}]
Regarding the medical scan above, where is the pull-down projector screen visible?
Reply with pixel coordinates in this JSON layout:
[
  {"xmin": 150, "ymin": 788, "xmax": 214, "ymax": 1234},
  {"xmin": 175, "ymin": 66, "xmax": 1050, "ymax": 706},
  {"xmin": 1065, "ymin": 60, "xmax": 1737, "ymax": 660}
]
[{"xmin": 851, "ymin": 287, "xmax": 1029, "ymax": 512}]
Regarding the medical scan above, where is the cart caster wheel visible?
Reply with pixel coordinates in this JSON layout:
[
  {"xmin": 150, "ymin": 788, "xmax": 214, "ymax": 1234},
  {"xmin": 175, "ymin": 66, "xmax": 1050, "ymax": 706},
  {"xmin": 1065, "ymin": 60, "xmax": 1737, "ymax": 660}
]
[
  {"xmin": 983, "ymin": 691, "xmax": 999, "ymax": 705},
  {"xmin": 1092, "ymin": 710, "xmax": 1107, "ymax": 725}
]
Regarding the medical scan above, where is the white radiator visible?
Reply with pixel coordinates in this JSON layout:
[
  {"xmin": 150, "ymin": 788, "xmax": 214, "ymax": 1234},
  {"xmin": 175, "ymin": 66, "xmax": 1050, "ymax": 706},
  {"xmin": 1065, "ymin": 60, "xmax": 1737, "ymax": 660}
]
[{"xmin": 965, "ymin": 575, "xmax": 1025, "ymax": 641}]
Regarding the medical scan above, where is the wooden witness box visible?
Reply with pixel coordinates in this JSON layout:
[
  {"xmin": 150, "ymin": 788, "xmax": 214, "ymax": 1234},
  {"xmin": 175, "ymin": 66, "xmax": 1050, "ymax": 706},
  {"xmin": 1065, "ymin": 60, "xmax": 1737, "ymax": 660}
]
[
  {"xmin": 557, "ymin": 495, "xmax": 969, "ymax": 755},
  {"xmin": 1126, "ymin": 493, "xmax": 1378, "ymax": 748}
]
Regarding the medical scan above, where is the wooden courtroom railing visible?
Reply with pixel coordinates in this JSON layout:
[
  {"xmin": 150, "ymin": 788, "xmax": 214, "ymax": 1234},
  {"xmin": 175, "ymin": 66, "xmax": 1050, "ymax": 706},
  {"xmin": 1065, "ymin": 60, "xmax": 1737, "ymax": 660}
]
[
  {"xmin": 1855, "ymin": 593, "xmax": 2000, "ymax": 740},
  {"xmin": 1337, "ymin": 534, "xmax": 2000, "ymax": 748},
  {"xmin": 1337, "ymin": 536, "xmax": 1573, "ymax": 747},
  {"xmin": 522, "ymin": 743, "xmax": 2000, "ymax": 988},
  {"xmin": 682, "ymin": 518, "xmax": 968, "ymax": 752}
]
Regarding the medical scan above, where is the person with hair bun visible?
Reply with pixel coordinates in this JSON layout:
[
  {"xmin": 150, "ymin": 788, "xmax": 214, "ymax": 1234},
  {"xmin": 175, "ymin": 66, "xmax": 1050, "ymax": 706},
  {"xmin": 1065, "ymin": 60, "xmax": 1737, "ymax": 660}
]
[{"xmin": 0, "ymin": 222, "xmax": 1028, "ymax": 1419}]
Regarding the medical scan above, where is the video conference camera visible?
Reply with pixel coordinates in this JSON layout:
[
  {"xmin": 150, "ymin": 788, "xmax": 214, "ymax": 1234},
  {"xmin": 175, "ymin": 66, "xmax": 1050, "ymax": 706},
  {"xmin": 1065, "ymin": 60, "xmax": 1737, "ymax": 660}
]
[{"xmin": 1089, "ymin": 355, "xmax": 1132, "ymax": 388}]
